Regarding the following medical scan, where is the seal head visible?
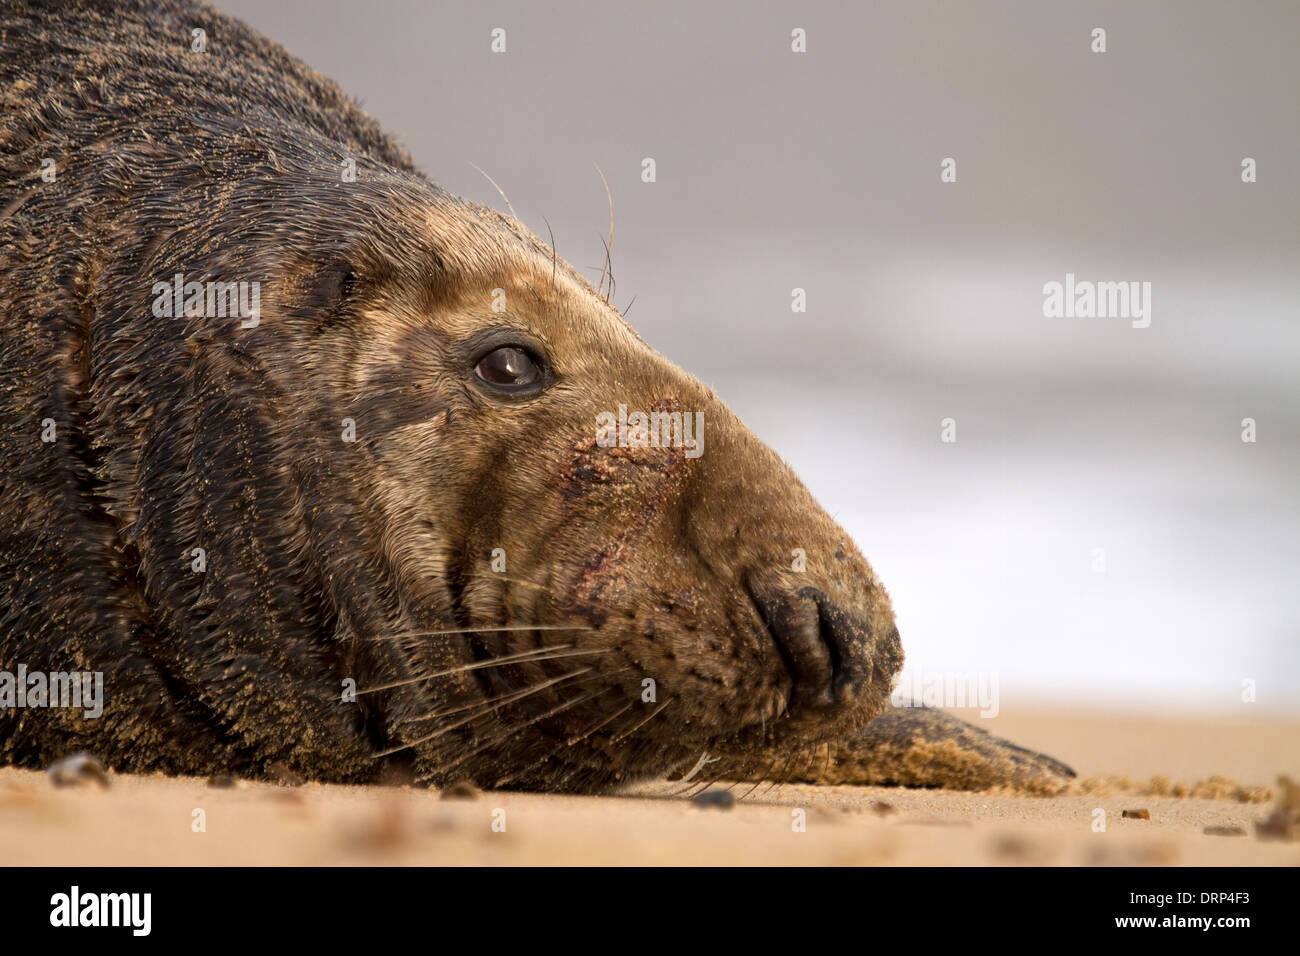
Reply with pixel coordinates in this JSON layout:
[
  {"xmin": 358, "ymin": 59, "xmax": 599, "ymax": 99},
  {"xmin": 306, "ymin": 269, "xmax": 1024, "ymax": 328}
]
[{"xmin": 275, "ymin": 177, "xmax": 906, "ymax": 790}]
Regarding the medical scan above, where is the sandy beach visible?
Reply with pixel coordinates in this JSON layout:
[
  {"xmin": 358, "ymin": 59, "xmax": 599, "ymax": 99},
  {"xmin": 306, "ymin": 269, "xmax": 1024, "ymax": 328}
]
[{"xmin": 2, "ymin": 704, "xmax": 1295, "ymax": 866}]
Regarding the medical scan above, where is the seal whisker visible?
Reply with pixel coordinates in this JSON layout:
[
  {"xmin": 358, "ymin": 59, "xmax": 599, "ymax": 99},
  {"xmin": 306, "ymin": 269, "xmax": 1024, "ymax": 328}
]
[
  {"xmin": 676, "ymin": 751, "xmax": 742, "ymax": 798},
  {"xmin": 677, "ymin": 750, "xmax": 716, "ymax": 784},
  {"xmin": 680, "ymin": 767, "xmax": 732, "ymax": 800},
  {"xmin": 486, "ymin": 683, "xmax": 633, "ymax": 788},
  {"xmin": 722, "ymin": 754, "xmax": 769, "ymax": 793},
  {"xmin": 597, "ymin": 235, "xmax": 616, "ymax": 305},
  {"xmin": 759, "ymin": 754, "xmax": 799, "ymax": 797},
  {"xmin": 543, "ymin": 216, "xmax": 558, "ymax": 289},
  {"xmin": 374, "ymin": 667, "xmax": 595, "ymax": 757},
  {"xmin": 736, "ymin": 759, "xmax": 781, "ymax": 801},
  {"xmin": 355, "ymin": 646, "xmax": 611, "ymax": 695},
  {"xmin": 594, "ymin": 161, "xmax": 614, "ymax": 302},
  {"xmin": 393, "ymin": 676, "xmax": 576, "ymax": 728},
  {"xmin": 563, "ymin": 698, "xmax": 635, "ymax": 746},
  {"xmin": 469, "ymin": 162, "xmax": 518, "ymax": 221},
  {"xmin": 394, "ymin": 664, "xmax": 631, "ymax": 727},
  {"xmin": 419, "ymin": 690, "xmax": 605, "ymax": 783},
  {"xmin": 609, "ymin": 696, "xmax": 674, "ymax": 745},
  {"xmin": 367, "ymin": 624, "xmax": 593, "ymax": 642}
]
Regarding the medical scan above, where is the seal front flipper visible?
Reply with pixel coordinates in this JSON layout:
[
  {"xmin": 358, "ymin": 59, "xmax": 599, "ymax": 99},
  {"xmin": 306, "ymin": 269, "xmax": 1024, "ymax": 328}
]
[{"xmin": 704, "ymin": 706, "xmax": 1076, "ymax": 794}]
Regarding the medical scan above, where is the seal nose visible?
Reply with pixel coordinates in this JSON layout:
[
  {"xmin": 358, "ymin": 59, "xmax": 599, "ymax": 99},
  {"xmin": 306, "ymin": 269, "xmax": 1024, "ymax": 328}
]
[{"xmin": 753, "ymin": 585, "xmax": 875, "ymax": 713}]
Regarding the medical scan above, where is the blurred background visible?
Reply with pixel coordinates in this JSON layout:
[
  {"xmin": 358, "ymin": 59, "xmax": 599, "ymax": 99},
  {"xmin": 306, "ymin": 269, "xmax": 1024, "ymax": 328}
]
[{"xmin": 222, "ymin": 0, "xmax": 1299, "ymax": 714}]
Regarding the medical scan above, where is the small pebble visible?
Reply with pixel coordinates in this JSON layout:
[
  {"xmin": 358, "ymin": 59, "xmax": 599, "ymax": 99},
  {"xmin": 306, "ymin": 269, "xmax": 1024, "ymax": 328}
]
[
  {"xmin": 992, "ymin": 834, "xmax": 1035, "ymax": 859},
  {"xmin": 900, "ymin": 816, "xmax": 971, "ymax": 827},
  {"xmin": 691, "ymin": 789, "xmax": 735, "ymax": 810},
  {"xmin": 440, "ymin": 780, "xmax": 481, "ymax": 801},
  {"xmin": 1122, "ymin": 809, "xmax": 1150, "ymax": 820},
  {"xmin": 46, "ymin": 752, "xmax": 110, "ymax": 789},
  {"xmin": 1203, "ymin": 825, "xmax": 1246, "ymax": 837},
  {"xmin": 206, "ymin": 774, "xmax": 239, "ymax": 789}
]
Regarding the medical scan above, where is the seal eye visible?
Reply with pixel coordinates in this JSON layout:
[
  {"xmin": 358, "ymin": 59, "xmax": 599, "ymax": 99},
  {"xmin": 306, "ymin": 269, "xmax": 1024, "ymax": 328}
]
[{"xmin": 474, "ymin": 345, "xmax": 541, "ymax": 389}]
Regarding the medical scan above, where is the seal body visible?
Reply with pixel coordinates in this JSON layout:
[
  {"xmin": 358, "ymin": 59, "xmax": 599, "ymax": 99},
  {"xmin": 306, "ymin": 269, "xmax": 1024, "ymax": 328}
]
[{"xmin": 0, "ymin": 0, "xmax": 1070, "ymax": 792}]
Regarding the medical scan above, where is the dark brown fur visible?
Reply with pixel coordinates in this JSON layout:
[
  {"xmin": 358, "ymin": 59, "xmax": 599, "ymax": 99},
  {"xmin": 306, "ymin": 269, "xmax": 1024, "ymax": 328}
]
[{"xmin": 0, "ymin": 0, "xmax": 1072, "ymax": 792}]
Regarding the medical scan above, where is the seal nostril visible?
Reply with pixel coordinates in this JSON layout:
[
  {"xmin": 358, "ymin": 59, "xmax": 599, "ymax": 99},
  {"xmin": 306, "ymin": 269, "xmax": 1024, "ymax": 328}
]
[
  {"xmin": 816, "ymin": 596, "xmax": 873, "ymax": 704},
  {"xmin": 747, "ymin": 584, "xmax": 849, "ymax": 712},
  {"xmin": 818, "ymin": 602, "xmax": 845, "ymax": 695}
]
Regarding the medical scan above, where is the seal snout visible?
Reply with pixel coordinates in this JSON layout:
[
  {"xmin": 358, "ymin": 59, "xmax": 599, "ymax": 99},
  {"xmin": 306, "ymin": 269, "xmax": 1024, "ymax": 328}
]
[{"xmin": 748, "ymin": 581, "xmax": 897, "ymax": 727}]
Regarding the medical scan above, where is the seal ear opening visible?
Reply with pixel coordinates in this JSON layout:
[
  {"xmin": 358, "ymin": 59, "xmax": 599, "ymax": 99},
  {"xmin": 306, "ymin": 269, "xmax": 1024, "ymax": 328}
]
[
  {"xmin": 296, "ymin": 256, "xmax": 363, "ymax": 335},
  {"xmin": 293, "ymin": 235, "xmax": 448, "ymax": 337}
]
